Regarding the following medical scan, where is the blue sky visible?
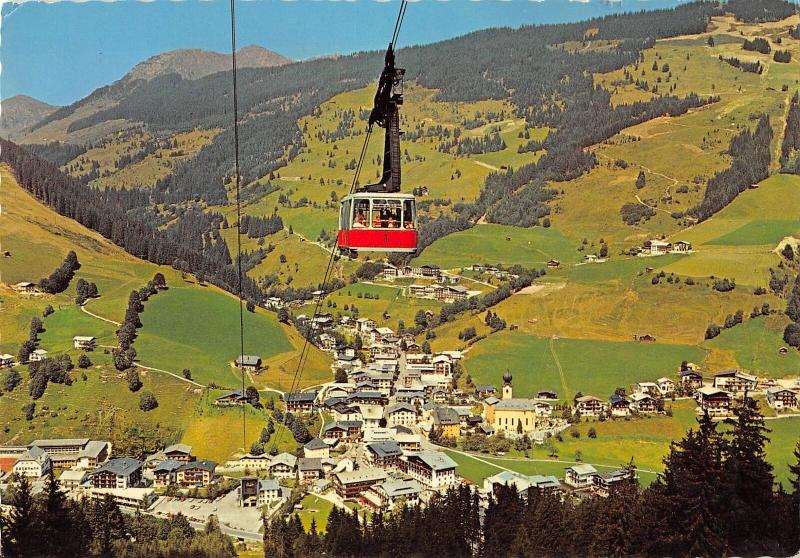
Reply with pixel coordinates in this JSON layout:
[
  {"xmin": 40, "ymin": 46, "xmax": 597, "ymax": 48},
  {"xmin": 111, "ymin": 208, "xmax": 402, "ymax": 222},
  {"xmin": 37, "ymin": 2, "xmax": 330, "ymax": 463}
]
[{"xmin": 1, "ymin": 0, "xmax": 689, "ymax": 106}]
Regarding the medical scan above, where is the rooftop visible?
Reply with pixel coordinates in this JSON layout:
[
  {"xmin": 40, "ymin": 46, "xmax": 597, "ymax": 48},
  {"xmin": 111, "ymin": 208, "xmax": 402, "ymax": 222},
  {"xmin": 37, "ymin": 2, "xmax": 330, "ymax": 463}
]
[
  {"xmin": 78, "ymin": 441, "xmax": 108, "ymax": 459},
  {"xmin": 94, "ymin": 457, "xmax": 142, "ymax": 477},
  {"xmin": 178, "ymin": 459, "xmax": 216, "ymax": 472},
  {"xmin": 236, "ymin": 355, "xmax": 262, "ymax": 366},
  {"xmin": 335, "ymin": 468, "xmax": 387, "ymax": 485},
  {"xmin": 406, "ymin": 450, "xmax": 457, "ymax": 471},
  {"xmin": 367, "ymin": 441, "xmax": 403, "ymax": 459},
  {"xmin": 286, "ymin": 391, "xmax": 317, "ymax": 403},
  {"xmin": 378, "ymin": 479, "xmax": 421, "ymax": 498},
  {"xmin": 495, "ymin": 398, "xmax": 539, "ymax": 411},
  {"xmin": 567, "ymin": 464, "xmax": 597, "ymax": 475},
  {"xmin": 30, "ymin": 438, "xmax": 89, "ymax": 448},
  {"xmin": 298, "ymin": 457, "xmax": 324, "ymax": 472},
  {"xmin": 153, "ymin": 460, "xmax": 183, "ymax": 473},
  {"xmin": 304, "ymin": 438, "xmax": 329, "ymax": 451},
  {"xmin": 164, "ymin": 443, "xmax": 192, "ymax": 455}
]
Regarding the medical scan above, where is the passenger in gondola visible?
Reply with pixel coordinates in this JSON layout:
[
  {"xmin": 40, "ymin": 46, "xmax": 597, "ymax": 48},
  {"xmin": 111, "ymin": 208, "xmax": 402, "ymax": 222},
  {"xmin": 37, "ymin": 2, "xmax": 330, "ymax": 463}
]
[{"xmin": 353, "ymin": 209, "xmax": 367, "ymax": 228}]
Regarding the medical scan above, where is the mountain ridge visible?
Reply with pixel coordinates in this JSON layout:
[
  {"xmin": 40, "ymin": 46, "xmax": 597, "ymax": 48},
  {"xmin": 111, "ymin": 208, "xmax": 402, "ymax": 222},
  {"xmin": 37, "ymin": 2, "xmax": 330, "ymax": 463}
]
[
  {"xmin": 122, "ymin": 44, "xmax": 291, "ymax": 83},
  {"xmin": 0, "ymin": 95, "xmax": 60, "ymax": 140}
]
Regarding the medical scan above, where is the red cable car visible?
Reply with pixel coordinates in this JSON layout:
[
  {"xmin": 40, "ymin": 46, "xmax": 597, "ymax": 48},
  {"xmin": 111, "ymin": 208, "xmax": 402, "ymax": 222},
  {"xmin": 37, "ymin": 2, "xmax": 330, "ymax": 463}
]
[
  {"xmin": 338, "ymin": 42, "xmax": 417, "ymax": 256},
  {"xmin": 338, "ymin": 192, "xmax": 417, "ymax": 254}
]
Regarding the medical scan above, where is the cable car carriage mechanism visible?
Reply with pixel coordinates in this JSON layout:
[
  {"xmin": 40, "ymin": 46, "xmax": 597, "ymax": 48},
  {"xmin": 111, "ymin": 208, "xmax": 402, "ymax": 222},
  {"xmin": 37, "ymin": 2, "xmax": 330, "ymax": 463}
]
[{"xmin": 338, "ymin": 41, "xmax": 417, "ymax": 257}]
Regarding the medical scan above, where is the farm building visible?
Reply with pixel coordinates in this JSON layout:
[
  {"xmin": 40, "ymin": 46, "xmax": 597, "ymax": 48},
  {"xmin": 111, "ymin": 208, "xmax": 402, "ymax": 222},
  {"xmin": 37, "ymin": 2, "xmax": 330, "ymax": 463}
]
[
  {"xmin": 73, "ymin": 336, "xmax": 97, "ymax": 350},
  {"xmin": 235, "ymin": 355, "xmax": 262, "ymax": 372},
  {"xmin": 712, "ymin": 370, "xmax": 758, "ymax": 395},
  {"xmin": 766, "ymin": 387, "xmax": 798, "ymax": 410},
  {"xmin": 695, "ymin": 387, "xmax": 732, "ymax": 417},
  {"xmin": 13, "ymin": 281, "xmax": 36, "ymax": 293},
  {"xmin": 214, "ymin": 390, "xmax": 249, "ymax": 406},
  {"xmin": 29, "ymin": 349, "xmax": 48, "ymax": 362},
  {"xmin": 285, "ymin": 391, "xmax": 318, "ymax": 413}
]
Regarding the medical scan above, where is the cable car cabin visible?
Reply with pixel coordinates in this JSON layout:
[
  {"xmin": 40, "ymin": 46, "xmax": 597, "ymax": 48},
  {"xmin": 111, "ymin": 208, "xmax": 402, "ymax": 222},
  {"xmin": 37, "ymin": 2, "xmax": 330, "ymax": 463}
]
[{"xmin": 338, "ymin": 193, "xmax": 417, "ymax": 254}]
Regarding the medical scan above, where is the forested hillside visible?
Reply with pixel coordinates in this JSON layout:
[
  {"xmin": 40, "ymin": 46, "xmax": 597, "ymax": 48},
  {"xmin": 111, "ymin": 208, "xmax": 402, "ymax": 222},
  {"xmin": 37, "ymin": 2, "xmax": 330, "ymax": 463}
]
[{"xmin": 6, "ymin": 0, "xmax": 800, "ymax": 299}]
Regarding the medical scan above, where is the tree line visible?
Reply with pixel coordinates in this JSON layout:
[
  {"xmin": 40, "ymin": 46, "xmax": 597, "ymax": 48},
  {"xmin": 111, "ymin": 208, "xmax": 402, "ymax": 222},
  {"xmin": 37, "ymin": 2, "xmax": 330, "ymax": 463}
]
[
  {"xmin": 260, "ymin": 400, "xmax": 800, "ymax": 558},
  {"xmin": 781, "ymin": 92, "xmax": 800, "ymax": 174},
  {"xmin": 114, "ymin": 273, "xmax": 167, "ymax": 371},
  {"xmin": 0, "ymin": 139, "xmax": 263, "ymax": 306},
  {"xmin": 240, "ymin": 213, "xmax": 285, "ymax": 238},
  {"xmin": 691, "ymin": 114, "xmax": 772, "ymax": 221},
  {"xmin": 38, "ymin": 250, "xmax": 80, "ymax": 294},
  {"xmin": 727, "ymin": 0, "xmax": 797, "ymax": 23},
  {"xmin": 26, "ymin": 141, "xmax": 89, "ymax": 168},
  {"xmin": 784, "ymin": 273, "xmax": 800, "ymax": 349},
  {"xmin": 719, "ymin": 55, "xmax": 764, "ymax": 74}
]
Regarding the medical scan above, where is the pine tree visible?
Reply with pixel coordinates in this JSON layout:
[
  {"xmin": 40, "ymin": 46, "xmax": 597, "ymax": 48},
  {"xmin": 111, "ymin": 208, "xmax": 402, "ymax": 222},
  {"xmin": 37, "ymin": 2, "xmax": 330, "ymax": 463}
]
[
  {"xmin": 89, "ymin": 493, "xmax": 126, "ymax": 556},
  {"xmin": 5, "ymin": 476, "xmax": 41, "ymax": 557},
  {"xmin": 40, "ymin": 469, "xmax": 84, "ymax": 556},
  {"xmin": 649, "ymin": 413, "xmax": 728, "ymax": 557},
  {"xmin": 722, "ymin": 395, "xmax": 778, "ymax": 555}
]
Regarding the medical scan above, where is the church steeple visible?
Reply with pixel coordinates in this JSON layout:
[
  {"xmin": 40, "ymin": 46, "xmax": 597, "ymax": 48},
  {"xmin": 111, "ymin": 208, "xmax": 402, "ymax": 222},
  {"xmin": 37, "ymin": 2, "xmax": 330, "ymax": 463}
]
[{"xmin": 502, "ymin": 370, "xmax": 513, "ymax": 400}]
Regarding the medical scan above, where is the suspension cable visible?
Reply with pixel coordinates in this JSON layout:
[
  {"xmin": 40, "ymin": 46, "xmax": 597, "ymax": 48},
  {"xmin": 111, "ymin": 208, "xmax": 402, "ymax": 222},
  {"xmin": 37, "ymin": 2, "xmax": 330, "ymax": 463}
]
[
  {"xmin": 229, "ymin": 0, "xmax": 247, "ymax": 451},
  {"xmin": 270, "ymin": 0, "xmax": 408, "ymax": 453}
]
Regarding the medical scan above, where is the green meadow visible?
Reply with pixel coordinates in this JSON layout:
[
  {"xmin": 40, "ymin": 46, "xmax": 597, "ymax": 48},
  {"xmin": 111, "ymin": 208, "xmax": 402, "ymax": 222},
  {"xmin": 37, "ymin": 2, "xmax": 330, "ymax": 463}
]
[
  {"xmin": 708, "ymin": 219, "xmax": 800, "ymax": 246},
  {"xmin": 464, "ymin": 331, "xmax": 706, "ymax": 399},
  {"xmin": 181, "ymin": 394, "xmax": 299, "ymax": 463},
  {"xmin": 0, "ymin": 361, "xmax": 198, "ymax": 447},
  {"xmin": 705, "ymin": 315, "xmax": 800, "ymax": 380},
  {"xmin": 134, "ymin": 285, "xmax": 294, "ymax": 387},
  {"xmin": 416, "ymin": 224, "xmax": 579, "ymax": 269}
]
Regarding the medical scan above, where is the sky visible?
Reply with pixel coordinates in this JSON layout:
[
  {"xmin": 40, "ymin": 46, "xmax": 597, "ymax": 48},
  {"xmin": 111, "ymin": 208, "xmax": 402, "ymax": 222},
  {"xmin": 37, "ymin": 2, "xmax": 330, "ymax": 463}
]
[{"xmin": 1, "ymin": 0, "xmax": 692, "ymax": 106}]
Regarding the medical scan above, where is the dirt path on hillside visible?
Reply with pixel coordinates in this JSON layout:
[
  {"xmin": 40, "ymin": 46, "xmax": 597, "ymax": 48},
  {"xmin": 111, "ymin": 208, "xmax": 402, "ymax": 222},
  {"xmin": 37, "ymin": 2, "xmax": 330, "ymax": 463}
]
[
  {"xmin": 549, "ymin": 336, "xmax": 570, "ymax": 397},
  {"xmin": 289, "ymin": 228, "xmax": 337, "ymax": 257},
  {"xmin": 474, "ymin": 160, "xmax": 500, "ymax": 172},
  {"xmin": 81, "ymin": 300, "xmax": 206, "ymax": 389},
  {"xmin": 517, "ymin": 284, "xmax": 546, "ymax": 295},
  {"xmin": 80, "ymin": 303, "xmax": 120, "ymax": 325}
]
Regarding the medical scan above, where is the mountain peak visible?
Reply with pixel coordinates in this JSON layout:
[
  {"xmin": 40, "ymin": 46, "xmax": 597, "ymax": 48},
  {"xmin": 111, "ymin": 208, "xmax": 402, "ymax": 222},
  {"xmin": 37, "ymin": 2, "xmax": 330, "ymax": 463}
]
[
  {"xmin": 0, "ymin": 95, "xmax": 60, "ymax": 140},
  {"xmin": 124, "ymin": 46, "xmax": 291, "ymax": 83}
]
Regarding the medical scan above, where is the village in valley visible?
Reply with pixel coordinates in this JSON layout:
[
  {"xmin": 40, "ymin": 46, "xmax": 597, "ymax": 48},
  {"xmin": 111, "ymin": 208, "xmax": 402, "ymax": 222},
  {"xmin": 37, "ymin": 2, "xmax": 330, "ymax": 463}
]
[{"xmin": 1, "ymin": 257, "xmax": 798, "ymax": 541}]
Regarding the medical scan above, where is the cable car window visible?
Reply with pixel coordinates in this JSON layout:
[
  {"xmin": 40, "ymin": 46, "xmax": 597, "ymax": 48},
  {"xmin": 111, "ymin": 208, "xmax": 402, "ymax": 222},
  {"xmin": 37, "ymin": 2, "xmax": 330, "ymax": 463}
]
[
  {"xmin": 403, "ymin": 199, "xmax": 415, "ymax": 229},
  {"xmin": 353, "ymin": 199, "xmax": 369, "ymax": 228},
  {"xmin": 371, "ymin": 199, "xmax": 402, "ymax": 228},
  {"xmin": 340, "ymin": 200, "xmax": 350, "ymax": 231}
]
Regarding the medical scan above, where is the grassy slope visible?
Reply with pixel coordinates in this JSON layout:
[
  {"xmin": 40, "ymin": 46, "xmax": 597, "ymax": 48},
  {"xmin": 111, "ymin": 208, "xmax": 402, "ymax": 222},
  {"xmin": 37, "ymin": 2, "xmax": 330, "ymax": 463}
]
[
  {"xmin": 86, "ymin": 129, "xmax": 220, "ymax": 190},
  {"xmin": 0, "ymin": 165, "xmax": 313, "ymax": 460},
  {"xmin": 415, "ymin": 224, "xmax": 579, "ymax": 269},
  {"xmin": 463, "ymin": 331, "xmax": 705, "ymax": 399}
]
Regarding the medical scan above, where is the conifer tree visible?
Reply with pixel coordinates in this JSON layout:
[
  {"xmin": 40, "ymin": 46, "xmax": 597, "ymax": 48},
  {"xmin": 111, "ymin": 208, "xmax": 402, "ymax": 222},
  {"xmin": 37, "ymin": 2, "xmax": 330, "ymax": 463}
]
[
  {"xmin": 722, "ymin": 395, "xmax": 778, "ymax": 554},
  {"xmin": 4, "ymin": 476, "xmax": 41, "ymax": 557}
]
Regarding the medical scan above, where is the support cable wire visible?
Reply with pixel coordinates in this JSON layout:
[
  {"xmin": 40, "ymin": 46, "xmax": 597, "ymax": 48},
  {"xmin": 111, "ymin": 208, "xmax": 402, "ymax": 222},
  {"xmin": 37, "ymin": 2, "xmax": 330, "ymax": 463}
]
[
  {"xmin": 229, "ymin": 0, "xmax": 247, "ymax": 451},
  {"xmin": 270, "ymin": 0, "xmax": 407, "ymax": 452}
]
